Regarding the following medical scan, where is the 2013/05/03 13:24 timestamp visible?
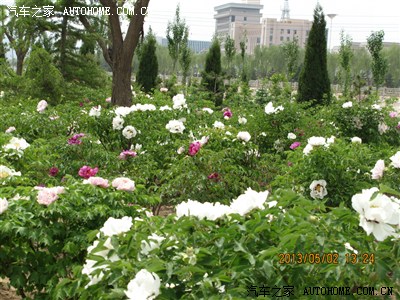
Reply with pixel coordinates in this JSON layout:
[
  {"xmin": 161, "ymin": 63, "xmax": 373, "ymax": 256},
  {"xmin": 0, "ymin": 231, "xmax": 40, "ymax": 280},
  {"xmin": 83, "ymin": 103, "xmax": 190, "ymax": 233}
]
[{"xmin": 278, "ymin": 253, "xmax": 375, "ymax": 264}]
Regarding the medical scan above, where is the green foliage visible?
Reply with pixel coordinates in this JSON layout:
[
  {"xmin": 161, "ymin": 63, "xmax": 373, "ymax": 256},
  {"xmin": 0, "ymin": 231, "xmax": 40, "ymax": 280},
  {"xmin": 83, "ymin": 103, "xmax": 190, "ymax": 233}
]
[
  {"xmin": 179, "ymin": 44, "xmax": 192, "ymax": 86},
  {"xmin": 56, "ymin": 189, "xmax": 399, "ymax": 299},
  {"xmin": 282, "ymin": 37, "xmax": 300, "ymax": 81},
  {"xmin": 338, "ymin": 30, "xmax": 353, "ymax": 97},
  {"xmin": 224, "ymin": 35, "xmax": 236, "ymax": 78},
  {"xmin": 297, "ymin": 4, "xmax": 331, "ymax": 105},
  {"xmin": 367, "ymin": 30, "xmax": 388, "ymax": 90},
  {"xmin": 24, "ymin": 47, "xmax": 63, "ymax": 104},
  {"xmin": 137, "ymin": 30, "xmax": 159, "ymax": 93},
  {"xmin": 166, "ymin": 5, "xmax": 189, "ymax": 74}
]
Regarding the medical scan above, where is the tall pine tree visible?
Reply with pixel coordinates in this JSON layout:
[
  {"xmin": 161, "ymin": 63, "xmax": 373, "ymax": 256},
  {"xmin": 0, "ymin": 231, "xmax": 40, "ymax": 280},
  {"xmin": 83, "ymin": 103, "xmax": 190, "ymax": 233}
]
[
  {"xmin": 137, "ymin": 29, "xmax": 158, "ymax": 93},
  {"xmin": 297, "ymin": 4, "xmax": 331, "ymax": 105},
  {"xmin": 201, "ymin": 38, "xmax": 223, "ymax": 106}
]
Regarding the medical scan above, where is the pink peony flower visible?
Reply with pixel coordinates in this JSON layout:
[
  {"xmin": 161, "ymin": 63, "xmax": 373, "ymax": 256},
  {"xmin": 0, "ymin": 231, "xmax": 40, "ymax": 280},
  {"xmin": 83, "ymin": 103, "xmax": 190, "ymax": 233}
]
[
  {"xmin": 287, "ymin": 161, "xmax": 293, "ymax": 167},
  {"xmin": 68, "ymin": 133, "xmax": 85, "ymax": 145},
  {"xmin": 389, "ymin": 111, "xmax": 397, "ymax": 118},
  {"xmin": 112, "ymin": 177, "xmax": 135, "ymax": 192},
  {"xmin": 5, "ymin": 126, "xmax": 16, "ymax": 133},
  {"xmin": 83, "ymin": 176, "xmax": 109, "ymax": 188},
  {"xmin": 188, "ymin": 141, "xmax": 201, "ymax": 156},
  {"xmin": 119, "ymin": 150, "xmax": 137, "ymax": 160},
  {"xmin": 79, "ymin": 102, "xmax": 84, "ymax": 107},
  {"xmin": 48, "ymin": 167, "xmax": 59, "ymax": 177},
  {"xmin": 105, "ymin": 97, "xmax": 112, "ymax": 103},
  {"xmin": 290, "ymin": 142, "xmax": 301, "ymax": 150},
  {"xmin": 78, "ymin": 166, "xmax": 99, "ymax": 179},
  {"xmin": 36, "ymin": 186, "xmax": 65, "ymax": 206}
]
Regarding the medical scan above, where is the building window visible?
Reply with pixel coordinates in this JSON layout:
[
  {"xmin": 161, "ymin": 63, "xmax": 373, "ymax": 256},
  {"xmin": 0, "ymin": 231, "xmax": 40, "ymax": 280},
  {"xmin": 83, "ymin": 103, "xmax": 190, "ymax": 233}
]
[
  {"xmin": 257, "ymin": 37, "xmax": 260, "ymax": 44},
  {"xmin": 294, "ymin": 29, "xmax": 297, "ymax": 34},
  {"xmin": 280, "ymin": 36, "xmax": 283, "ymax": 41},
  {"xmin": 280, "ymin": 29, "xmax": 284, "ymax": 34},
  {"xmin": 306, "ymin": 30, "xmax": 309, "ymax": 36},
  {"xmin": 287, "ymin": 37, "xmax": 290, "ymax": 41},
  {"xmin": 244, "ymin": 16, "xmax": 247, "ymax": 21},
  {"xmin": 287, "ymin": 29, "xmax": 290, "ymax": 34},
  {"xmin": 269, "ymin": 35, "xmax": 273, "ymax": 42},
  {"xmin": 270, "ymin": 28, "xmax": 273, "ymax": 34},
  {"xmin": 231, "ymin": 16, "xmax": 235, "ymax": 22}
]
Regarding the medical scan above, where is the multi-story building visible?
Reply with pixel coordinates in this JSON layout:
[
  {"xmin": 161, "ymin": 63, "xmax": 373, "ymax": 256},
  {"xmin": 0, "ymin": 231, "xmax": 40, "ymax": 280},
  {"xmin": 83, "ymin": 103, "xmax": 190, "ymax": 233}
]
[
  {"xmin": 260, "ymin": 18, "xmax": 312, "ymax": 48},
  {"xmin": 214, "ymin": 1, "xmax": 263, "ymax": 54},
  {"xmin": 214, "ymin": 0, "xmax": 313, "ymax": 54}
]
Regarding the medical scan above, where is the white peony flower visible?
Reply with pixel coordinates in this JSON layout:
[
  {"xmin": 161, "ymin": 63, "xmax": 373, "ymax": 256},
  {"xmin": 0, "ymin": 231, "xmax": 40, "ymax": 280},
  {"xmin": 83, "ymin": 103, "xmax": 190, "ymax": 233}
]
[
  {"xmin": 344, "ymin": 242, "xmax": 358, "ymax": 254},
  {"xmin": 351, "ymin": 137, "xmax": 362, "ymax": 143},
  {"xmin": 378, "ymin": 122, "xmax": 389, "ymax": 135},
  {"xmin": 166, "ymin": 120, "xmax": 185, "ymax": 134},
  {"xmin": 0, "ymin": 91, "xmax": 4, "ymax": 98},
  {"xmin": 309, "ymin": 180, "xmax": 328, "ymax": 199},
  {"xmin": 99, "ymin": 216, "xmax": 133, "ymax": 236},
  {"xmin": 172, "ymin": 94, "xmax": 187, "ymax": 110},
  {"xmin": 307, "ymin": 136, "xmax": 326, "ymax": 146},
  {"xmin": 89, "ymin": 105, "xmax": 101, "ymax": 117},
  {"xmin": 342, "ymin": 101, "xmax": 353, "ymax": 108},
  {"xmin": 303, "ymin": 144, "xmax": 313, "ymax": 155},
  {"xmin": 115, "ymin": 106, "xmax": 132, "ymax": 117},
  {"xmin": 213, "ymin": 121, "xmax": 225, "ymax": 129},
  {"xmin": 287, "ymin": 132, "xmax": 296, "ymax": 140},
  {"xmin": 370, "ymin": 159, "xmax": 385, "ymax": 180},
  {"xmin": 176, "ymin": 200, "xmax": 232, "ymax": 220},
  {"xmin": 202, "ymin": 107, "xmax": 214, "ymax": 114},
  {"xmin": 125, "ymin": 269, "xmax": 161, "ymax": 300},
  {"xmin": 112, "ymin": 116, "xmax": 125, "ymax": 130},
  {"xmin": 160, "ymin": 87, "xmax": 168, "ymax": 92},
  {"xmin": 0, "ymin": 198, "xmax": 9, "ymax": 214},
  {"xmin": 159, "ymin": 105, "xmax": 172, "ymax": 111},
  {"xmin": 325, "ymin": 135, "xmax": 335, "ymax": 146},
  {"xmin": 352, "ymin": 188, "xmax": 399, "ymax": 241},
  {"xmin": 3, "ymin": 137, "xmax": 30, "ymax": 156},
  {"xmin": 237, "ymin": 131, "xmax": 251, "ymax": 142},
  {"xmin": 177, "ymin": 146, "xmax": 185, "ymax": 154},
  {"xmin": 264, "ymin": 102, "xmax": 274, "ymax": 114},
  {"xmin": 122, "ymin": 126, "xmax": 137, "ymax": 139},
  {"xmin": 371, "ymin": 104, "xmax": 382, "ymax": 110},
  {"xmin": 140, "ymin": 233, "xmax": 166, "ymax": 255},
  {"xmin": 0, "ymin": 165, "xmax": 21, "ymax": 179},
  {"xmin": 37, "ymin": 100, "xmax": 48, "ymax": 113},
  {"xmin": 230, "ymin": 188, "xmax": 271, "ymax": 216},
  {"xmin": 390, "ymin": 151, "xmax": 400, "ymax": 168},
  {"xmin": 238, "ymin": 116, "xmax": 247, "ymax": 125}
]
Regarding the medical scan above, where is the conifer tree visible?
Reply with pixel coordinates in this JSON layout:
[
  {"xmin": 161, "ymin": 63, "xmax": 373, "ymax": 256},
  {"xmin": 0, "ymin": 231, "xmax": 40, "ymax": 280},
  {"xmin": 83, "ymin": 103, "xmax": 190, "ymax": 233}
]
[
  {"xmin": 297, "ymin": 4, "xmax": 331, "ymax": 105},
  {"xmin": 202, "ymin": 38, "xmax": 223, "ymax": 106},
  {"xmin": 137, "ymin": 29, "xmax": 158, "ymax": 93}
]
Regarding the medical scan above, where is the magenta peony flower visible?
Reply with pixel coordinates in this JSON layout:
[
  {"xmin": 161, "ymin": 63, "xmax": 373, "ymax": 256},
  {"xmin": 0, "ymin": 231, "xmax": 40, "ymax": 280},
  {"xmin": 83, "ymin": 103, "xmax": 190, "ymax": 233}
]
[
  {"xmin": 290, "ymin": 142, "xmax": 301, "ymax": 150},
  {"xmin": 68, "ymin": 133, "xmax": 85, "ymax": 145},
  {"xmin": 223, "ymin": 108, "xmax": 233, "ymax": 119},
  {"xmin": 79, "ymin": 102, "xmax": 84, "ymax": 107},
  {"xmin": 119, "ymin": 150, "xmax": 137, "ymax": 160},
  {"xmin": 188, "ymin": 141, "xmax": 201, "ymax": 156},
  {"xmin": 287, "ymin": 161, "xmax": 293, "ymax": 167},
  {"xmin": 105, "ymin": 97, "xmax": 112, "ymax": 103},
  {"xmin": 83, "ymin": 176, "xmax": 109, "ymax": 188},
  {"xmin": 207, "ymin": 172, "xmax": 220, "ymax": 182},
  {"xmin": 48, "ymin": 167, "xmax": 59, "ymax": 177},
  {"xmin": 78, "ymin": 166, "xmax": 99, "ymax": 179}
]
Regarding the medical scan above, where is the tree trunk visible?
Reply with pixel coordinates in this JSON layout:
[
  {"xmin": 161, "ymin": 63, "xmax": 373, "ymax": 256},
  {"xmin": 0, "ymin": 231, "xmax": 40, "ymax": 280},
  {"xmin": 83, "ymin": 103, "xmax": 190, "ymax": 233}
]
[
  {"xmin": 59, "ymin": 13, "xmax": 69, "ymax": 76},
  {"xmin": 16, "ymin": 51, "xmax": 25, "ymax": 76},
  {"xmin": 112, "ymin": 49, "xmax": 133, "ymax": 107}
]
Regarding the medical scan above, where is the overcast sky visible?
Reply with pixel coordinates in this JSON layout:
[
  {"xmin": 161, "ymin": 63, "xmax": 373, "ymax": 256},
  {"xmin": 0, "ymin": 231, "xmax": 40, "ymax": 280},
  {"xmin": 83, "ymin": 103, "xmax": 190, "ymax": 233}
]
[
  {"xmin": 143, "ymin": 0, "xmax": 400, "ymax": 48},
  {"xmin": 2, "ymin": 0, "xmax": 399, "ymax": 48}
]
